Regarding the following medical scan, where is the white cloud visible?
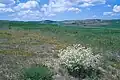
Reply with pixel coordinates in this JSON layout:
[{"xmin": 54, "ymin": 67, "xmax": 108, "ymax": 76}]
[
  {"xmin": 107, "ymin": 4, "xmax": 111, "ymax": 7},
  {"xmin": 0, "ymin": 3, "xmax": 6, "ymax": 8},
  {"xmin": 67, "ymin": 7, "xmax": 81, "ymax": 13},
  {"xmin": 40, "ymin": 0, "xmax": 106, "ymax": 17},
  {"xmin": 0, "ymin": 0, "xmax": 15, "ymax": 6},
  {"xmin": 40, "ymin": 0, "xmax": 75, "ymax": 17},
  {"xmin": 79, "ymin": 3, "xmax": 94, "ymax": 7},
  {"xmin": 103, "ymin": 12, "xmax": 116, "ymax": 16},
  {"xmin": 113, "ymin": 5, "xmax": 120, "ymax": 13},
  {"xmin": 92, "ymin": 15, "xmax": 97, "ymax": 18},
  {"xmin": 40, "ymin": 0, "xmax": 70, "ymax": 17},
  {"xmin": 103, "ymin": 12, "xmax": 112, "ymax": 15},
  {"xmin": 48, "ymin": 13, "xmax": 56, "ymax": 17},
  {"xmin": 10, "ymin": 10, "xmax": 42, "ymax": 20},
  {"xmin": 8, "ymin": 0, "xmax": 42, "ymax": 20},
  {"xmin": 80, "ymin": 0, "xmax": 106, "ymax": 4},
  {"xmin": 69, "ymin": 0, "xmax": 106, "ymax": 6},
  {"xmin": 103, "ymin": 5, "xmax": 120, "ymax": 17},
  {"xmin": 14, "ymin": 0, "xmax": 39, "ymax": 11},
  {"xmin": 0, "ymin": 0, "xmax": 107, "ymax": 20},
  {"xmin": 0, "ymin": 8, "xmax": 14, "ymax": 13},
  {"xmin": 0, "ymin": 0, "xmax": 15, "ymax": 13}
]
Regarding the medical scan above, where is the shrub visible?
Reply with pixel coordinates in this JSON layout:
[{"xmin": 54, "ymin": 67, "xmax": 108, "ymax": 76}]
[
  {"xmin": 21, "ymin": 64, "xmax": 53, "ymax": 80},
  {"xmin": 58, "ymin": 44, "xmax": 102, "ymax": 79}
]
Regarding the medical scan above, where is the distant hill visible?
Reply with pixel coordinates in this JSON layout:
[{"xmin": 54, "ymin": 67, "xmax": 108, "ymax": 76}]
[
  {"xmin": 40, "ymin": 20, "xmax": 58, "ymax": 24},
  {"xmin": 0, "ymin": 19, "xmax": 120, "ymax": 28},
  {"xmin": 61, "ymin": 19, "xmax": 120, "ymax": 28}
]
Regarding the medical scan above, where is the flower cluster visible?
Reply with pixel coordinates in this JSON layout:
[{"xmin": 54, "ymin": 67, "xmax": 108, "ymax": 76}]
[{"xmin": 58, "ymin": 44, "xmax": 102, "ymax": 70}]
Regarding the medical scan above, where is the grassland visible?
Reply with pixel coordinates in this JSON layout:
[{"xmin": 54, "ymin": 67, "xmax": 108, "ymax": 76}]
[
  {"xmin": 8, "ymin": 21, "xmax": 120, "ymax": 52},
  {"xmin": 0, "ymin": 20, "xmax": 120, "ymax": 80}
]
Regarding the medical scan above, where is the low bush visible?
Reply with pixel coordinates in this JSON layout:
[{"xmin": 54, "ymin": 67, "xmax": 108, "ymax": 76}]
[
  {"xmin": 59, "ymin": 44, "xmax": 103, "ymax": 79},
  {"xmin": 21, "ymin": 64, "xmax": 53, "ymax": 80}
]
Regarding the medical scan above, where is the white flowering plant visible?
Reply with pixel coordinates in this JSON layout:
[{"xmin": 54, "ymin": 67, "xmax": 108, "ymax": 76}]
[{"xmin": 58, "ymin": 44, "xmax": 103, "ymax": 79}]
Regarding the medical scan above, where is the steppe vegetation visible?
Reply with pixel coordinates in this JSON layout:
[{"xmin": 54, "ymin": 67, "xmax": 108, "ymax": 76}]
[{"xmin": 0, "ymin": 20, "xmax": 120, "ymax": 80}]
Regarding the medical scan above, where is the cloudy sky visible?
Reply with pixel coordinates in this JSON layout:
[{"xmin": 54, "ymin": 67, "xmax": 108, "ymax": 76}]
[{"xmin": 0, "ymin": 0, "xmax": 120, "ymax": 21}]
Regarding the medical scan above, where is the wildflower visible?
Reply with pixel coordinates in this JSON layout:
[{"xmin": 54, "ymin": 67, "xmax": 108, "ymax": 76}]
[{"xmin": 58, "ymin": 44, "xmax": 102, "ymax": 78}]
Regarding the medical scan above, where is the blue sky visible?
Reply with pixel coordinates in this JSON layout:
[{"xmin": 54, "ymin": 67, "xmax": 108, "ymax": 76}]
[{"xmin": 0, "ymin": 0, "xmax": 120, "ymax": 21}]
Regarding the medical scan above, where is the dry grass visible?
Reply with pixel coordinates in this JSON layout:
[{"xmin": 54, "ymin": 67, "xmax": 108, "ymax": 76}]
[{"xmin": 0, "ymin": 49, "xmax": 33, "ymax": 56}]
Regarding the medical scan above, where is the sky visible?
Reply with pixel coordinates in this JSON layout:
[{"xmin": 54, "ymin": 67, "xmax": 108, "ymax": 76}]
[{"xmin": 0, "ymin": 0, "xmax": 120, "ymax": 21}]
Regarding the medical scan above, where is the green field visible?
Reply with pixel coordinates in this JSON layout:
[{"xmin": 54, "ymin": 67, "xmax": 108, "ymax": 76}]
[{"xmin": 8, "ymin": 21, "xmax": 120, "ymax": 52}]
